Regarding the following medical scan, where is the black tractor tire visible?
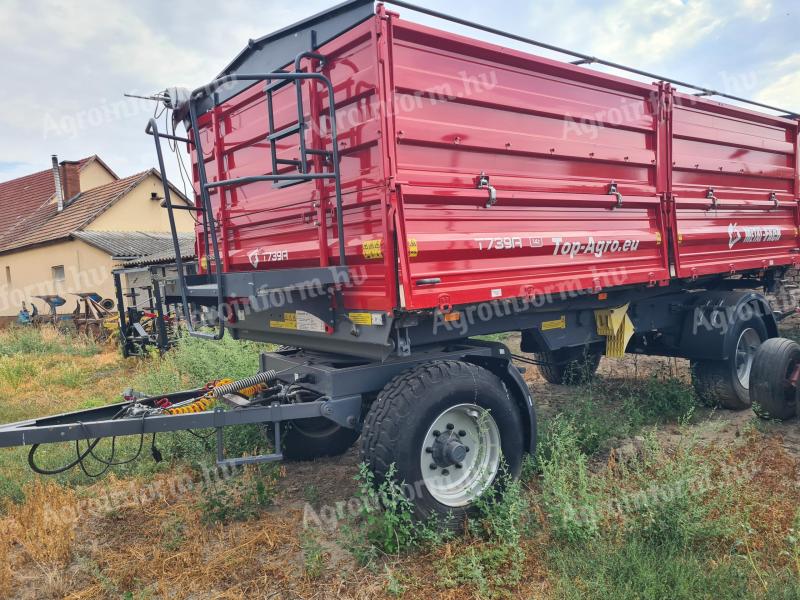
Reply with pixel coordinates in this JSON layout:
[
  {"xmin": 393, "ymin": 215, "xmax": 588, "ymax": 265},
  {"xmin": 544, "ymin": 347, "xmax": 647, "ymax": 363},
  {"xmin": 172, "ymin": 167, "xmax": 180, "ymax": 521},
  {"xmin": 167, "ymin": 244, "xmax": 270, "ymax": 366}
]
[
  {"xmin": 750, "ymin": 337, "xmax": 800, "ymax": 421},
  {"xmin": 275, "ymin": 418, "xmax": 360, "ymax": 461},
  {"xmin": 691, "ymin": 314, "xmax": 768, "ymax": 410},
  {"xmin": 535, "ymin": 345, "xmax": 603, "ymax": 384},
  {"xmin": 360, "ymin": 360, "xmax": 525, "ymax": 524}
]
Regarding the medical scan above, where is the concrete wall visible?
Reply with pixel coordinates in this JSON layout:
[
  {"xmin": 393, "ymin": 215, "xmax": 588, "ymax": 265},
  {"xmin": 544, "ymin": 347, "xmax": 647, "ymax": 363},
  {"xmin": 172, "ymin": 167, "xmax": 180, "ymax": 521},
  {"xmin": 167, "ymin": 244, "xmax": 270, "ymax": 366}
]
[
  {"xmin": 86, "ymin": 174, "xmax": 195, "ymax": 233},
  {"xmin": 0, "ymin": 239, "xmax": 116, "ymax": 317}
]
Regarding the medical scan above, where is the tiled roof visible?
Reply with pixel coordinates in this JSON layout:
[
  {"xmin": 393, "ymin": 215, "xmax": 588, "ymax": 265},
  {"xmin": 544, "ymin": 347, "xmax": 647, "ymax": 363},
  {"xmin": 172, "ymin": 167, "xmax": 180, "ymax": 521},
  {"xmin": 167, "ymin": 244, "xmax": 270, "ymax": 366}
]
[
  {"xmin": 73, "ymin": 231, "xmax": 195, "ymax": 262},
  {"xmin": 0, "ymin": 170, "xmax": 153, "ymax": 254},
  {"xmin": 0, "ymin": 156, "xmax": 96, "ymax": 242}
]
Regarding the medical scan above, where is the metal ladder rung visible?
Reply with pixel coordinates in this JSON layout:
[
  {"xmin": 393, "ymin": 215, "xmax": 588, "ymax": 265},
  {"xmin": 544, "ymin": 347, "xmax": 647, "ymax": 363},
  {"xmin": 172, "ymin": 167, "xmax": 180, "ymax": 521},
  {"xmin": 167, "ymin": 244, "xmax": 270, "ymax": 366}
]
[
  {"xmin": 276, "ymin": 158, "xmax": 303, "ymax": 167},
  {"xmin": 268, "ymin": 123, "xmax": 302, "ymax": 142}
]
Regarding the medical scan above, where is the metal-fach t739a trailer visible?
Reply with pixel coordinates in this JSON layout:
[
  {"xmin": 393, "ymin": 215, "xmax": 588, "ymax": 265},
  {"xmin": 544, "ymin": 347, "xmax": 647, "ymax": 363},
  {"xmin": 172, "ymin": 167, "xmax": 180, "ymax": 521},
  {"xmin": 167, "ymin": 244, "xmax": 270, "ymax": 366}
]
[{"xmin": 3, "ymin": 0, "xmax": 800, "ymax": 521}]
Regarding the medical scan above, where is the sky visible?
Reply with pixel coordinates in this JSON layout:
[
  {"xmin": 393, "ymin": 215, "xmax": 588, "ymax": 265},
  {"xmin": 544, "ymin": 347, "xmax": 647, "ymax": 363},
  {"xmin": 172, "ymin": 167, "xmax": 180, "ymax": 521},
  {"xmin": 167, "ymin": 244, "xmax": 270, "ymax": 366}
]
[{"xmin": 0, "ymin": 0, "xmax": 798, "ymax": 188}]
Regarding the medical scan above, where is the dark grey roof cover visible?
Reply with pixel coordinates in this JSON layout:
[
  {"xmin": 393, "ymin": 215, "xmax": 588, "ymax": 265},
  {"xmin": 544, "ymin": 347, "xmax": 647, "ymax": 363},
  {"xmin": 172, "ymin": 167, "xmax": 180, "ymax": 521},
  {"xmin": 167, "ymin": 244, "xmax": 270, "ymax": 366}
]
[
  {"xmin": 195, "ymin": 0, "xmax": 374, "ymax": 112},
  {"xmin": 120, "ymin": 241, "xmax": 197, "ymax": 267},
  {"xmin": 72, "ymin": 231, "xmax": 195, "ymax": 262}
]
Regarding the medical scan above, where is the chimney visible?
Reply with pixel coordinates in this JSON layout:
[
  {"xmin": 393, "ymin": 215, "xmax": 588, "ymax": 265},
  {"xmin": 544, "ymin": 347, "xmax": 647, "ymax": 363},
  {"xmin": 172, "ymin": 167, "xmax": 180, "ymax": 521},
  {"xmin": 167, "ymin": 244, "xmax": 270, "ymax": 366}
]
[
  {"xmin": 51, "ymin": 155, "xmax": 64, "ymax": 212},
  {"xmin": 59, "ymin": 160, "xmax": 81, "ymax": 201}
]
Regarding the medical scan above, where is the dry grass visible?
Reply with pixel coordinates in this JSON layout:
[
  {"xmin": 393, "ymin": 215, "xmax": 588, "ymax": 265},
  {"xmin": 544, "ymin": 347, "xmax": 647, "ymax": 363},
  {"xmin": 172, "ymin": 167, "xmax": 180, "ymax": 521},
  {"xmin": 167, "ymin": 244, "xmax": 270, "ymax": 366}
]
[{"xmin": 0, "ymin": 480, "xmax": 80, "ymax": 598}]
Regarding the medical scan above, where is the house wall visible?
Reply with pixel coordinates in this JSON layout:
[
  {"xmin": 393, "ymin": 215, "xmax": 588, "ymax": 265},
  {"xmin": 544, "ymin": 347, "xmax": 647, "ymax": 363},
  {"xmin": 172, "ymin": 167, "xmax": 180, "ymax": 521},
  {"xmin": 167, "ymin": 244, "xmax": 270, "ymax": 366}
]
[
  {"xmin": 0, "ymin": 239, "xmax": 116, "ymax": 318},
  {"xmin": 79, "ymin": 160, "xmax": 116, "ymax": 191},
  {"xmin": 86, "ymin": 174, "xmax": 195, "ymax": 233}
]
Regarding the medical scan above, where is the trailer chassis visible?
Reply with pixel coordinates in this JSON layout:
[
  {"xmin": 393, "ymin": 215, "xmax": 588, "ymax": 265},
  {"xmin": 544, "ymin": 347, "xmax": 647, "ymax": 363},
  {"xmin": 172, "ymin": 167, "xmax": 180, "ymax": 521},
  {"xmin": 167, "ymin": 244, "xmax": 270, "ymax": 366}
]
[{"xmin": 0, "ymin": 340, "xmax": 533, "ymax": 470}]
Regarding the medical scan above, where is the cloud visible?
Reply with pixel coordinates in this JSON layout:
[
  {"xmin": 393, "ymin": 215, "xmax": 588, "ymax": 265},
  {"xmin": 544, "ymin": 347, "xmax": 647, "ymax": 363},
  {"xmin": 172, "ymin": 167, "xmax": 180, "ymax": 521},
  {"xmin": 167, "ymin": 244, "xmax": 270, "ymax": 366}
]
[{"xmin": 757, "ymin": 53, "xmax": 800, "ymax": 110}]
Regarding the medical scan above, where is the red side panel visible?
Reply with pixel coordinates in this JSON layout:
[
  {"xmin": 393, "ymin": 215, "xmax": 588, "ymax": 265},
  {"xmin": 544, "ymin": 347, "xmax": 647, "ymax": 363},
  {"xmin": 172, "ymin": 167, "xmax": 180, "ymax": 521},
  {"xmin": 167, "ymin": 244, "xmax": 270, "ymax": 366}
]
[
  {"xmin": 670, "ymin": 94, "xmax": 800, "ymax": 278},
  {"xmin": 190, "ymin": 8, "xmax": 800, "ymax": 316},
  {"xmin": 388, "ymin": 19, "xmax": 669, "ymax": 309},
  {"xmin": 192, "ymin": 17, "xmax": 396, "ymax": 311}
]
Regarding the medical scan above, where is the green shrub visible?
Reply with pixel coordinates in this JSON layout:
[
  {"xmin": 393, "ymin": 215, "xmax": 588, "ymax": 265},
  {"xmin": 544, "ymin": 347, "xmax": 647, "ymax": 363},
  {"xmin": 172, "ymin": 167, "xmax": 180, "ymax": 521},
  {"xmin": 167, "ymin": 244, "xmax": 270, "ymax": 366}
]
[
  {"xmin": 0, "ymin": 359, "xmax": 37, "ymax": 388},
  {"xmin": 551, "ymin": 373, "xmax": 697, "ymax": 455},
  {"xmin": 343, "ymin": 463, "xmax": 443, "ymax": 567},
  {"xmin": 625, "ymin": 440, "xmax": 735, "ymax": 551},
  {"xmin": 198, "ymin": 464, "xmax": 277, "ymax": 525},
  {"xmin": 437, "ymin": 472, "xmax": 529, "ymax": 598},
  {"xmin": 548, "ymin": 538, "xmax": 751, "ymax": 600},
  {"xmin": 536, "ymin": 416, "xmax": 602, "ymax": 543},
  {"xmin": 0, "ymin": 326, "xmax": 99, "ymax": 357}
]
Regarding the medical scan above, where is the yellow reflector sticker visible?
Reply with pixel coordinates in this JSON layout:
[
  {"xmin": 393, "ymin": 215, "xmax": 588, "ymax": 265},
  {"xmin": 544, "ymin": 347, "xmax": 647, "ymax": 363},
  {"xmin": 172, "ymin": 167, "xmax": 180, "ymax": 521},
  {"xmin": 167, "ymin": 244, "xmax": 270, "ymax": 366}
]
[
  {"xmin": 269, "ymin": 311, "xmax": 325, "ymax": 332},
  {"xmin": 362, "ymin": 239, "xmax": 383, "ymax": 260},
  {"xmin": 541, "ymin": 315, "xmax": 566, "ymax": 331},
  {"xmin": 408, "ymin": 238, "xmax": 418, "ymax": 258},
  {"xmin": 349, "ymin": 312, "xmax": 385, "ymax": 326},
  {"xmin": 444, "ymin": 311, "xmax": 461, "ymax": 322}
]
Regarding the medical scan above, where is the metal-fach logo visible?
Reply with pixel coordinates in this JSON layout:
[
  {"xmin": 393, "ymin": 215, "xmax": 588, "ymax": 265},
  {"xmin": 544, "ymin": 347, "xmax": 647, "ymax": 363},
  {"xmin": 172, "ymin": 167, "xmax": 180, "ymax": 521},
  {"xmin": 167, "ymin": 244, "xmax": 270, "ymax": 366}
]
[{"xmin": 727, "ymin": 223, "xmax": 781, "ymax": 249}]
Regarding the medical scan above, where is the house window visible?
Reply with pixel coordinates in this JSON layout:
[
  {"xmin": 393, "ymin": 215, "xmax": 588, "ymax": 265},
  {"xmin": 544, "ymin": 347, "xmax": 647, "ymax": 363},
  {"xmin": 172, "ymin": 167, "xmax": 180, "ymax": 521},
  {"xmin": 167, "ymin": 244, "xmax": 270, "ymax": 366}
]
[
  {"xmin": 52, "ymin": 265, "xmax": 65, "ymax": 283},
  {"xmin": 4, "ymin": 266, "xmax": 9, "ymax": 285}
]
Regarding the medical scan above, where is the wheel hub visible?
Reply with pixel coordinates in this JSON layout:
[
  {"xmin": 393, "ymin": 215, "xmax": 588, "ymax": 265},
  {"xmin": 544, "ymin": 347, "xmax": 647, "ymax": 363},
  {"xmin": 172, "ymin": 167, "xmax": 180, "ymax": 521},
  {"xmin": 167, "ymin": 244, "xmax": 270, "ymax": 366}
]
[
  {"xmin": 430, "ymin": 430, "xmax": 468, "ymax": 467},
  {"xmin": 420, "ymin": 403, "xmax": 501, "ymax": 507}
]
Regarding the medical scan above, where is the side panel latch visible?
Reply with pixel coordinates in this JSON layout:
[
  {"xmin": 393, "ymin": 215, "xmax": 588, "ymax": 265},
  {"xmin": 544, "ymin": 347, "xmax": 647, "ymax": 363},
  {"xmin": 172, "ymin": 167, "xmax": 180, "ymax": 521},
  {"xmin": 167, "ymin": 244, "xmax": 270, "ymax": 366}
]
[
  {"xmin": 608, "ymin": 181, "xmax": 623, "ymax": 209},
  {"xmin": 477, "ymin": 171, "xmax": 497, "ymax": 208},
  {"xmin": 706, "ymin": 187, "xmax": 718, "ymax": 210}
]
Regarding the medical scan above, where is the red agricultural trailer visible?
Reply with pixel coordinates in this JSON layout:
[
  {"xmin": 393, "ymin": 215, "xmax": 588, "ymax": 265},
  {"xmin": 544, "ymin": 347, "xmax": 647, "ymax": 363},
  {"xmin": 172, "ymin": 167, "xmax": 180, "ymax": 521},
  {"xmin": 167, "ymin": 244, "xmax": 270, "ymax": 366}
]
[{"xmin": 3, "ymin": 0, "xmax": 800, "ymax": 521}]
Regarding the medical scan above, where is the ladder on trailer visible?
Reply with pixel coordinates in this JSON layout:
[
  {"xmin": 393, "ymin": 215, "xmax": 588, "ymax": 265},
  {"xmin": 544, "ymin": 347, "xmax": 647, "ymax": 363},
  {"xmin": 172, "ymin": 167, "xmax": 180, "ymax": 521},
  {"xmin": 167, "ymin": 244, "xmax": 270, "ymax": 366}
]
[{"xmin": 146, "ymin": 48, "xmax": 348, "ymax": 341}]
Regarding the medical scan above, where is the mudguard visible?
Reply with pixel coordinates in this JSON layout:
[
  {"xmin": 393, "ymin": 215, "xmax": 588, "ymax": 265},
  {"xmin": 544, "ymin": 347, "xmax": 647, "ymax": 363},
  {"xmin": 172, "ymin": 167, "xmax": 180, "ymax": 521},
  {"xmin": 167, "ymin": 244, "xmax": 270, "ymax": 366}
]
[{"xmin": 678, "ymin": 290, "xmax": 778, "ymax": 361}]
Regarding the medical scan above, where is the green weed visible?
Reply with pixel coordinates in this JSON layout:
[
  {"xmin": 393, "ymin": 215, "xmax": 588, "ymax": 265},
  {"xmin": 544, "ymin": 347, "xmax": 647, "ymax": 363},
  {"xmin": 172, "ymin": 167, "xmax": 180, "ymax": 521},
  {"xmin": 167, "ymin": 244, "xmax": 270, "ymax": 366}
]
[
  {"xmin": 536, "ymin": 415, "xmax": 601, "ymax": 543},
  {"xmin": 198, "ymin": 464, "xmax": 277, "ymax": 525},
  {"xmin": 301, "ymin": 528, "xmax": 326, "ymax": 579},
  {"xmin": 344, "ymin": 463, "xmax": 443, "ymax": 567}
]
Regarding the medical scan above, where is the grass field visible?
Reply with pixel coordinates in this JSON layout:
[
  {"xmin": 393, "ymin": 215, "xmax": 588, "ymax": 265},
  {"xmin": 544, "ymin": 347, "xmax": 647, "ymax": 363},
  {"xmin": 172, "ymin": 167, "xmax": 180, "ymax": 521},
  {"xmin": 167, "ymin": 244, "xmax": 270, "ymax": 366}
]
[{"xmin": 0, "ymin": 325, "xmax": 799, "ymax": 599}]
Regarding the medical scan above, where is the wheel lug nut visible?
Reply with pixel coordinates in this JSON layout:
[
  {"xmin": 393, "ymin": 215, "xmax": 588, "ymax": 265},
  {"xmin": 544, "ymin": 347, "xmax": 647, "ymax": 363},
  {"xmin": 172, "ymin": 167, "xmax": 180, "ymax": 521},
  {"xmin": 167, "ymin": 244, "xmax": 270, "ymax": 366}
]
[
  {"xmin": 446, "ymin": 423, "xmax": 454, "ymax": 430},
  {"xmin": 441, "ymin": 469, "xmax": 449, "ymax": 476},
  {"xmin": 455, "ymin": 463, "xmax": 462, "ymax": 469},
  {"xmin": 432, "ymin": 430, "xmax": 441, "ymax": 437},
  {"xmin": 465, "ymin": 447, "xmax": 470, "ymax": 452},
  {"xmin": 430, "ymin": 463, "xmax": 437, "ymax": 470},
  {"xmin": 425, "ymin": 446, "xmax": 433, "ymax": 453},
  {"xmin": 458, "ymin": 430, "xmax": 467, "ymax": 437}
]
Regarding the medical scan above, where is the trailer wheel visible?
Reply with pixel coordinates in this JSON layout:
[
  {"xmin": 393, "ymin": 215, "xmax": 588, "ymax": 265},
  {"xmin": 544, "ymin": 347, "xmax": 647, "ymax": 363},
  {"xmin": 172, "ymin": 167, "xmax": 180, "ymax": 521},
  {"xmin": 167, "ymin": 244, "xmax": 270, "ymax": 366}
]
[
  {"xmin": 750, "ymin": 338, "xmax": 800, "ymax": 421},
  {"xmin": 360, "ymin": 360, "xmax": 524, "ymax": 523},
  {"xmin": 535, "ymin": 345, "xmax": 602, "ymax": 384},
  {"xmin": 267, "ymin": 419, "xmax": 360, "ymax": 461},
  {"xmin": 691, "ymin": 315, "xmax": 767, "ymax": 410}
]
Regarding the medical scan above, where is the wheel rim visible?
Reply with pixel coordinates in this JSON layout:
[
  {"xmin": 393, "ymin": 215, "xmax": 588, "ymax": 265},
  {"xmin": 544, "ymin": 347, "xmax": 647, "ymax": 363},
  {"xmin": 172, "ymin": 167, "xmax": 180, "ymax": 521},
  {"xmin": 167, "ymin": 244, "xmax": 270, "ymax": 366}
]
[
  {"xmin": 735, "ymin": 327, "xmax": 762, "ymax": 389},
  {"xmin": 420, "ymin": 403, "xmax": 501, "ymax": 507}
]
